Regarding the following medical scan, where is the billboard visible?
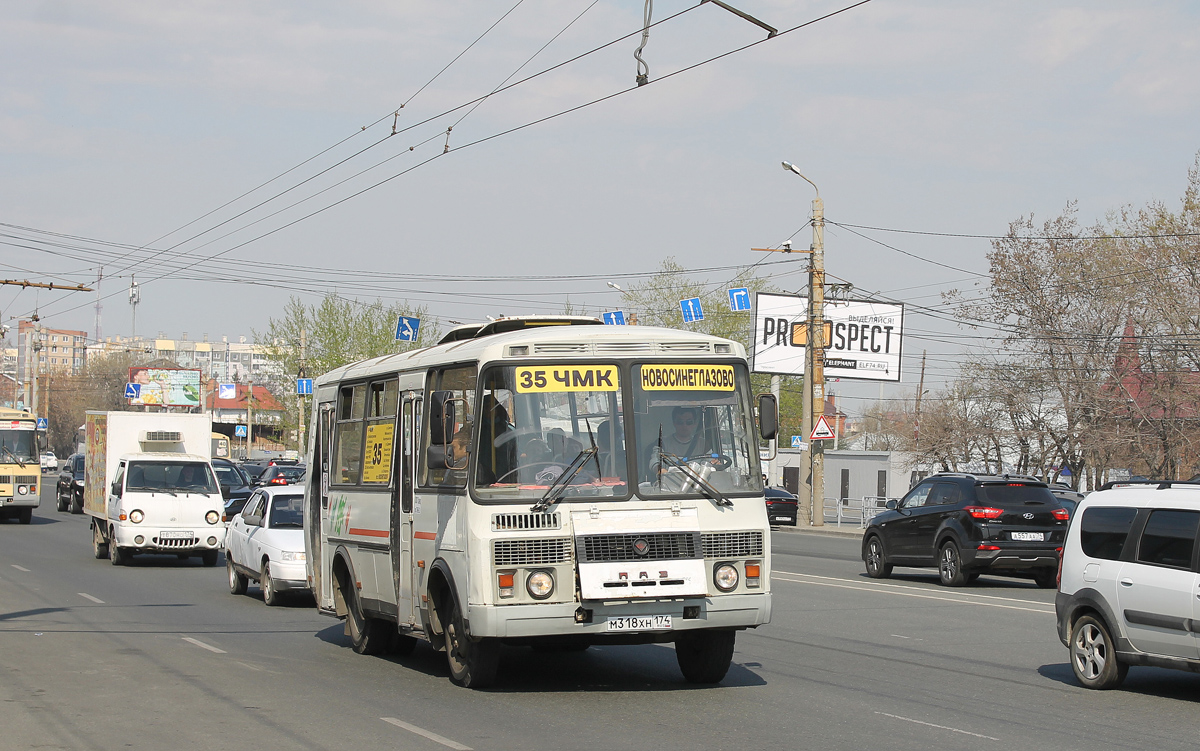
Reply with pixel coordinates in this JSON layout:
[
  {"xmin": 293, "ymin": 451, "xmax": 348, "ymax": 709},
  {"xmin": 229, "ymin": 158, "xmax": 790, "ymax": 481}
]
[
  {"xmin": 127, "ymin": 367, "xmax": 202, "ymax": 407},
  {"xmin": 752, "ymin": 292, "xmax": 904, "ymax": 382}
]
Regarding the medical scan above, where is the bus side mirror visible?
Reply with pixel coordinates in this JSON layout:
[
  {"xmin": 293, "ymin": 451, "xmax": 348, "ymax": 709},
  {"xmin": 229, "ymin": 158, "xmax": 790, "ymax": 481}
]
[{"xmin": 757, "ymin": 394, "xmax": 778, "ymax": 441}]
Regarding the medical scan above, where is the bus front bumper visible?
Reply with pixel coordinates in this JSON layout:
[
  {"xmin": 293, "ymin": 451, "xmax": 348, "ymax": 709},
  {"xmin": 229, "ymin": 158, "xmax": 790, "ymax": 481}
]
[{"xmin": 466, "ymin": 591, "xmax": 772, "ymax": 640}]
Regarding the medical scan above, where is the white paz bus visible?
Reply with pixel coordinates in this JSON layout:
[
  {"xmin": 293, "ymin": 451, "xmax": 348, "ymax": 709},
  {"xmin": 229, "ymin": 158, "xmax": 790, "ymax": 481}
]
[{"xmin": 305, "ymin": 316, "xmax": 778, "ymax": 687}]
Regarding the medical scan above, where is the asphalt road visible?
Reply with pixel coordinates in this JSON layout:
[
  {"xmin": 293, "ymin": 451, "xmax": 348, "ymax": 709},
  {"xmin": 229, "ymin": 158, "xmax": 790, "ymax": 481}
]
[{"xmin": 4, "ymin": 483, "xmax": 1200, "ymax": 751}]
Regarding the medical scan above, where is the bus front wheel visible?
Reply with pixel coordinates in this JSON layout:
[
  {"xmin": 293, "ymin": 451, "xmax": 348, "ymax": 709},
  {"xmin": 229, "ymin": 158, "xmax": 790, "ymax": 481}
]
[
  {"xmin": 675, "ymin": 629, "xmax": 736, "ymax": 684},
  {"xmin": 442, "ymin": 600, "xmax": 499, "ymax": 688}
]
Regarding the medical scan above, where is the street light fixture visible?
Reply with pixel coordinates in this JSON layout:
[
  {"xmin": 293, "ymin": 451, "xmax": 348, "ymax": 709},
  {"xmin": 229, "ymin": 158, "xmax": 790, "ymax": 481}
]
[{"xmin": 606, "ymin": 282, "xmax": 624, "ymax": 292}]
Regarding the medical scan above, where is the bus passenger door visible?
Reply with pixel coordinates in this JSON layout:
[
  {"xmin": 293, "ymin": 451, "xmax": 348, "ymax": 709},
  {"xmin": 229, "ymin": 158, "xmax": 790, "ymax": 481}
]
[
  {"xmin": 310, "ymin": 402, "xmax": 335, "ymax": 610},
  {"xmin": 392, "ymin": 393, "xmax": 421, "ymax": 626}
]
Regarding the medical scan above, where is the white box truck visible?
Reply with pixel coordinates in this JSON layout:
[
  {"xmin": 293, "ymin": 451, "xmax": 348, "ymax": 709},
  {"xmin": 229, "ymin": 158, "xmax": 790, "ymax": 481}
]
[{"xmin": 84, "ymin": 411, "xmax": 226, "ymax": 566}]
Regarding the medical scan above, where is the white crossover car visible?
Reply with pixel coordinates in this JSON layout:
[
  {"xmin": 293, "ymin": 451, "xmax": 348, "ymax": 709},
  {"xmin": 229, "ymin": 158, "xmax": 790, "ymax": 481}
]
[{"xmin": 225, "ymin": 487, "xmax": 308, "ymax": 605}]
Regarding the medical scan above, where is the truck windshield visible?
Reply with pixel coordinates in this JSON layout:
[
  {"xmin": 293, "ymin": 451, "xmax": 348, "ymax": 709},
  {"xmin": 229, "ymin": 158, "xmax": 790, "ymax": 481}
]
[
  {"xmin": 632, "ymin": 363, "xmax": 763, "ymax": 498},
  {"xmin": 0, "ymin": 429, "xmax": 37, "ymax": 464},
  {"xmin": 472, "ymin": 364, "xmax": 628, "ymax": 500},
  {"xmin": 126, "ymin": 461, "xmax": 219, "ymax": 494}
]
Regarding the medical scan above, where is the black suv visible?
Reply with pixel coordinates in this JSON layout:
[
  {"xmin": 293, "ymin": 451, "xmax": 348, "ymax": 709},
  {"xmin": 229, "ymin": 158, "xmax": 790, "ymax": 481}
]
[
  {"xmin": 861, "ymin": 473, "xmax": 1070, "ymax": 587},
  {"xmin": 56, "ymin": 453, "xmax": 86, "ymax": 514}
]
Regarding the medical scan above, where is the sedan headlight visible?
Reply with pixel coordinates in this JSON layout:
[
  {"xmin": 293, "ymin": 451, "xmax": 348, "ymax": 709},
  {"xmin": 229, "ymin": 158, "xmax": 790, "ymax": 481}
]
[
  {"xmin": 129, "ymin": 509, "xmax": 145, "ymax": 524},
  {"xmin": 281, "ymin": 551, "xmax": 306, "ymax": 562},
  {"xmin": 526, "ymin": 570, "xmax": 555, "ymax": 600},
  {"xmin": 205, "ymin": 510, "xmax": 221, "ymax": 525},
  {"xmin": 714, "ymin": 563, "xmax": 739, "ymax": 592}
]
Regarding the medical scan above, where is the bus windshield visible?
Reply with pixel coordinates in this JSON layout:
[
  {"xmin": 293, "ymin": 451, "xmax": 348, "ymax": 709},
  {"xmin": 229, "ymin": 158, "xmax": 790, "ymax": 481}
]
[
  {"xmin": 472, "ymin": 364, "xmax": 628, "ymax": 500},
  {"xmin": 632, "ymin": 363, "xmax": 763, "ymax": 498},
  {"xmin": 0, "ymin": 429, "xmax": 37, "ymax": 465}
]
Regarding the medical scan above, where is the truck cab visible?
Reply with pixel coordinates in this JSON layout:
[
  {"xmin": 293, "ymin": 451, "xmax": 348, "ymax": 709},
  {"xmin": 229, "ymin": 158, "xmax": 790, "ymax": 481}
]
[{"xmin": 103, "ymin": 452, "xmax": 226, "ymax": 566}]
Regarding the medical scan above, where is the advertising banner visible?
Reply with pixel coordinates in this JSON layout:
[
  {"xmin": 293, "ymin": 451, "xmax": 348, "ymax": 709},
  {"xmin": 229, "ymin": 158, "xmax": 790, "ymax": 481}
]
[{"xmin": 127, "ymin": 367, "xmax": 202, "ymax": 407}]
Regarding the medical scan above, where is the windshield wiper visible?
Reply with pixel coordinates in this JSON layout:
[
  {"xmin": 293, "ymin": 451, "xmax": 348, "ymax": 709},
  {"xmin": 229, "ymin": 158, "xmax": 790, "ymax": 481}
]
[
  {"xmin": 2, "ymin": 445, "xmax": 27, "ymax": 469},
  {"xmin": 658, "ymin": 452, "xmax": 732, "ymax": 506},
  {"xmin": 530, "ymin": 446, "xmax": 599, "ymax": 513}
]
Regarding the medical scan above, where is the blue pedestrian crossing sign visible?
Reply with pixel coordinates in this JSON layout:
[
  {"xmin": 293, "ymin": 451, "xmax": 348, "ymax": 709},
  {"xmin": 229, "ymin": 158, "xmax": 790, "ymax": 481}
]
[
  {"xmin": 234, "ymin": 425, "xmax": 248, "ymax": 438},
  {"xmin": 791, "ymin": 435, "xmax": 803, "ymax": 448},
  {"xmin": 395, "ymin": 315, "xmax": 421, "ymax": 342},
  {"xmin": 36, "ymin": 417, "xmax": 48, "ymax": 431},
  {"xmin": 218, "ymin": 383, "xmax": 237, "ymax": 400},
  {"xmin": 602, "ymin": 311, "xmax": 626, "ymax": 325},
  {"xmin": 728, "ymin": 287, "xmax": 751, "ymax": 311},
  {"xmin": 680, "ymin": 297, "xmax": 704, "ymax": 323},
  {"xmin": 296, "ymin": 378, "xmax": 314, "ymax": 395},
  {"xmin": 124, "ymin": 383, "xmax": 140, "ymax": 399}
]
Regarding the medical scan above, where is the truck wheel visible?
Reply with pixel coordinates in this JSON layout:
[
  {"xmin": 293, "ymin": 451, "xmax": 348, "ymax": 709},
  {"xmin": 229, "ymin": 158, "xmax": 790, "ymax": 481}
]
[
  {"xmin": 442, "ymin": 598, "xmax": 499, "ymax": 688},
  {"xmin": 227, "ymin": 556, "xmax": 248, "ymax": 595},
  {"xmin": 675, "ymin": 629, "xmax": 736, "ymax": 683},
  {"xmin": 17, "ymin": 508, "xmax": 33, "ymax": 525},
  {"xmin": 201, "ymin": 550, "xmax": 219, "ymax": 567},
  {"xmin": 93, "ymin": 524, "xmax": 109, "ymax": 559},
  {"xmin": 110, "ymin": 544, "xmax": 128, "ymax": 566}
]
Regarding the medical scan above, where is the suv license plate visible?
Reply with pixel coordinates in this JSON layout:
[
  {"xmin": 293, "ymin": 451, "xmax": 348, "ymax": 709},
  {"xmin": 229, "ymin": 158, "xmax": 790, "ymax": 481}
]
[
  {"xmin": 607, "ymin": 615, "xmax": 672, "ymax": 632},
  {"xmin": 1011, "ymin": 531, "xmax": 1044, "ymax": 541},
  {"xmin": 159, "ymin": 531, "xmax": 192, "ymax": 539}
]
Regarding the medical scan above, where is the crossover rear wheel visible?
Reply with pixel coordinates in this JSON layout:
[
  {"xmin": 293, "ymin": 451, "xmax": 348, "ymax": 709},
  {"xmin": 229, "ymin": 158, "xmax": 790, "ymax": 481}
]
[
  {"xmin": 1070, "ymin": 615, "xmax": 1127, "ymax": 689},
  {"xmin": 938, "ymin": 540, "xmax": 967, "ymax": 586}
]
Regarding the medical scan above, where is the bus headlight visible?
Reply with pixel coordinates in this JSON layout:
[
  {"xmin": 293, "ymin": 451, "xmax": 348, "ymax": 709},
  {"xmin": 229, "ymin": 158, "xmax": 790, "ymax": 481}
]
[
  {"xmin": 17, "ymin": 485, "xmax": 27, "ymax": 495},
  {"xmin": 526, "ymin": 571, "xmax": 554, "ymax": 600},
  {"xmin": 714, "ymin": 563, "xmax": 739, "ymax": 592},
  {"xmin": 205, "ymin": 510, "xmax": 220, "ymax": 525},
  {"xmin": 129, "ymin": 509, "xmax": 144, "ymax": 524}
]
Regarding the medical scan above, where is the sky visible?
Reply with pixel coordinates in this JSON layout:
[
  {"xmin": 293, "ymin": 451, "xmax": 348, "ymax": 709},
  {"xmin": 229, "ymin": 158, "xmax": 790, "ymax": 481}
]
[{"xmin": 3, "ymin": 0, "xmax": 1200, "ymax": 415}]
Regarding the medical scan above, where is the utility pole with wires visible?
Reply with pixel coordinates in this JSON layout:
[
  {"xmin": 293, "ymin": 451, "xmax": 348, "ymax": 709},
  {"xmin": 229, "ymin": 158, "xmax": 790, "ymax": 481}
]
[{"xmin": 129, "ymin": 276, "xmax": 141, "ymax": 340}]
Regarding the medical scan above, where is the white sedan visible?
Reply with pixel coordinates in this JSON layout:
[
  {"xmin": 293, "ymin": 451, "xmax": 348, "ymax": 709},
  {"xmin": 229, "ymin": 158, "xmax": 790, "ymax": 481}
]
[{"xmin": 225, "ymin": 487, "xmax": 309, "ymax": 605}]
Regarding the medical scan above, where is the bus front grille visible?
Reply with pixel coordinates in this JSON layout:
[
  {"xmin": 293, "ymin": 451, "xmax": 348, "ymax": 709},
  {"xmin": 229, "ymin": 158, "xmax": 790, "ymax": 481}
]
[
  {"xmin": 493, "ymin": 538, "xmax": 573, "ymax": 566},
  {"xmin": 576, "ymin": 532, "xmax": 700, "ymax": 562},
  {"xmin": 701, "ymin": 531, "xmax": 764, "ymax": 558},
  {"xmin": 492, "ymin": 512, "xmax": 561, "ymax": 532}
]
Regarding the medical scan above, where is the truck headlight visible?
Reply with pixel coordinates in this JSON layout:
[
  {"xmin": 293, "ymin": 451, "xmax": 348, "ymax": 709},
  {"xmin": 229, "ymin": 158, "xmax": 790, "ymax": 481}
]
[
  {"xmin": 129, "ymin": 509, "xmax": 144, "ymax": 524},
  {"xmin": 526, "ymin": 570, "xmax": 554, "ymax": 600},
  {"xmin": 714, "ymin": 563, "xmax": 739, "ymax": 592},
  {"xmin": 205, "ymin": 510, "xmax": 220, "ymax": 525},
  {"xmin": 281, "ymin": 551, "xmax": 306, "ymax": 562}
]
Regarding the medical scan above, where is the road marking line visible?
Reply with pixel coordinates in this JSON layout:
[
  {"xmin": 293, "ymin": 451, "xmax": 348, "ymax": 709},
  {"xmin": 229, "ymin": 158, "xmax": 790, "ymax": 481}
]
[
  {"xmin": 78, "ymin": 593, "xmax": 104, "ymax": 604},
  {"xmin": 876, "ymin": 711, "xmax": 999, "ymax": 741},
  {"xmin": 381, "ymin": 717, "xmax": 472, "ymax": 750},
  {"xmin": 773, "ymin": 575, "xmax": 1053, "ymax": 614},
  {"xmin": 11, "ymin": 565, "xmax": 30, "ymax": 572},
  {"xmin": 890, "ymin": 634, "xmax": 910, "ymax": 639},
  {"xmin": 775, "ymin": 570, "xmax": 1050, "ymax": 607},
  {"xmin": 182, "ymin": 637, "xmax": 227, "ymax": 654}
]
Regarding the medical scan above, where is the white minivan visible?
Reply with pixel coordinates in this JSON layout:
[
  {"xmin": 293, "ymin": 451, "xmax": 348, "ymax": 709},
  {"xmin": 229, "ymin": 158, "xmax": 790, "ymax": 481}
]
[
  {"xmin": 105, "ymin": 453, "xmax": 226, "ymax": 566},
  {"xmin": 1056, "ymin": 480, "xmax": 1200, "ymax": 689}
]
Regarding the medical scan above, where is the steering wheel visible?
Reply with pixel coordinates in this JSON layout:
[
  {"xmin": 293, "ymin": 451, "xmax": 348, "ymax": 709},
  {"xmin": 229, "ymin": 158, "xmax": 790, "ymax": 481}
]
[
  {"xmin": 493, "ymin": 462, "xmax": 566, "ymax": 485},
  {"xmin": 684, "ymin": 453, "xmax": 732, "ymax": 471}
]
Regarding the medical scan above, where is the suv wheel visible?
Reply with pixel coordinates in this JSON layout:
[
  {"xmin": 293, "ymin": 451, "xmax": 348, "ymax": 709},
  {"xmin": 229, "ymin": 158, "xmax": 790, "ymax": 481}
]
[
  {"xmin": 1070, "ymin": 615, "xmax": 1127, "ymax": 689},
  {"xmin": 938, "ymin": 541, "xmax": 967, "ymax": 587},
  {"xmin": 1033, "ymin": 570, "xmax": 1058, "ymax": 589},
  {"xmin": 864, "ymin": 536, "xmax": 893, "ymax": 579}
]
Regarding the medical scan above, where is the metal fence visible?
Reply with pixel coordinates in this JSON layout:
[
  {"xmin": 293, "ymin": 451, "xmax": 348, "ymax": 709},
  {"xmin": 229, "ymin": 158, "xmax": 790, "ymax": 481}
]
[{"xmin": 820, "ymin": 496, "xmax": 894, "ymax": 528}]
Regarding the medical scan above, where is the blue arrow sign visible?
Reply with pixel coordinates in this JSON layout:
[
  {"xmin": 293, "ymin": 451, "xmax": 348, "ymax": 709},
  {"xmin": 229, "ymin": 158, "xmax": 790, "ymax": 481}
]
[
  {"xmin": 395, "ymin": 315, "xmax": 421, "ymax": 342},
  {"xmin": 218, "ymin": 383, "xmax": 237, "ymax": 400},
  {"xmin": 234, "ymin": 425, "xmax": 248, "ymax": 438},
  {"xmin": 680, "ymin": 297, "xmax": 704, "ymax": 323},
  {"xmin": 36, "ymin": 417, "xmax": 47, "ymax": 431},
  {"xmin": 728, "ymin": 287, "xmax": 751, "ymax": 311},
  {"xmin": 297, "ymin": 378, "xmax": 314, "ymax": 395},
  {"xmin": 602, "ymin": 311, "xmax": 626, "ymax": 325},
  {"xmin": 124, "ymin": 383, "xmax": 140, "ymax": 399}
]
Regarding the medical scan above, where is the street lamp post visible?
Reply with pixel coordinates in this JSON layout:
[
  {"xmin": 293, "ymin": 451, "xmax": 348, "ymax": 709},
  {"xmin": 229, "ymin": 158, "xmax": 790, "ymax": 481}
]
[{"xmin": 782, "ymin": 161, "xmax": 825, "ymax": 526}]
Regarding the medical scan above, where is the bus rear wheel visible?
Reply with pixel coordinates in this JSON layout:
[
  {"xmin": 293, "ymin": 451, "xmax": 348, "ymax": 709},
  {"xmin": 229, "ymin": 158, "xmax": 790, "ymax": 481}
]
[
  {"xmin": 443, "ymin": 600, "xmax": 499, "ymax": 688},
  {"xmin": 675, "ymin": 629, "xmax": 736, "ymax": 684}
]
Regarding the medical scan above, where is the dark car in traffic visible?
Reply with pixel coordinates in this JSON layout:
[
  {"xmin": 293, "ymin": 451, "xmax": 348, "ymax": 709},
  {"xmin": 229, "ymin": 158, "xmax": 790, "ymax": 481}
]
[
  {"xmin": 256, "ymin": 464, "xmax": 307, "ymax": 487},
  {"xmin": 56, "ymin": 453, "xmax": 86, "ymax": 514},
  {"xmin": 765, "ymin": 486, "xmax": 798, "ymax": 526},
  {"xmin": 861, "ymin": 472, "xmax": 1070, "ymax": 588},
  {"xmin": 213, "ymin": 457, "xmax": 255, "ymax": 517}
]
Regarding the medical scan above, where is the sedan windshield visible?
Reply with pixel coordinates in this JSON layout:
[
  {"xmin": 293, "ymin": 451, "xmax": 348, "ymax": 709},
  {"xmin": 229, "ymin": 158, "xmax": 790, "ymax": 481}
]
[
  {"xmin": 633, "ymin": 363, "xmax": 762, "ymax": 498},
  {"xmin": 472, "ymin": 365, "xmax": 628, "ymax": 500},
  {"xmin": 127, "ymin": 461, "xmax": 219, "ymax": 494}
]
